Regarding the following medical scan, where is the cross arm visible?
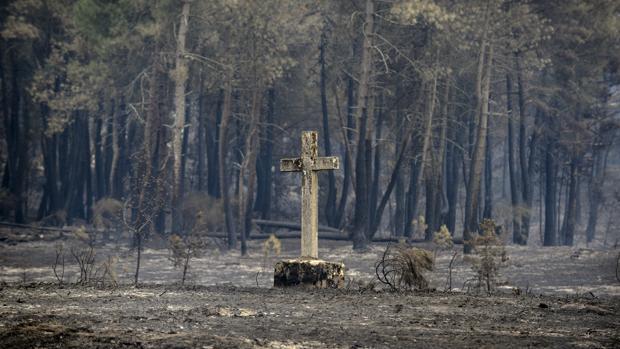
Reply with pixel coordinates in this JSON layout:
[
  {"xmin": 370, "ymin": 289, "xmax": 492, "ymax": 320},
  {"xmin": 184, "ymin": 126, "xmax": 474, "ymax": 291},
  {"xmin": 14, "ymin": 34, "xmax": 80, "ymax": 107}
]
[
  {"xmin": 280, "ymin": 156, "xmax": 339, "ymax": 172},
  {"xmin": 313, "ymin": 156, "xmax": 340, "ymax": 171},
  {"xmin": 280, "ymin": 158, "xmax": 302, "ymax": 172}
]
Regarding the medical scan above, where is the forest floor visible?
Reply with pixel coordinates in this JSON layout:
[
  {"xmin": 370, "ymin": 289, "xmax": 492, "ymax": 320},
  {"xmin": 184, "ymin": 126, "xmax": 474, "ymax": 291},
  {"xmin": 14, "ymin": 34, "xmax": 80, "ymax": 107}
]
[{"xmin": 0, "ymin": 227, "xmax": 619, "ymax": 348}]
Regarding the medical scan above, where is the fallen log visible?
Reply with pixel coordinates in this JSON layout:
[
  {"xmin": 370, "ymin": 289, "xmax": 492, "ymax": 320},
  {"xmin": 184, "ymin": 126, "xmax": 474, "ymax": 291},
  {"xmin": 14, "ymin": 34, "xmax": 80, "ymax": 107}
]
[
  {"xmin": 0, "ymin": 221, "xmax": 76, "ymax": 233},
  {"xmin": 206, "ymin": 231, "xmax": 349, "ymax": 241},
  {"xmin": 252, "ymin": 219, "xmax": 341, "ymax": 234},
  {"xmin": 205, "ymin": 231, "xmax": 464, "ymax": 244},
  {"xmin": 0, "ymin": 221, "xmax": 463, "ymax": 244}
]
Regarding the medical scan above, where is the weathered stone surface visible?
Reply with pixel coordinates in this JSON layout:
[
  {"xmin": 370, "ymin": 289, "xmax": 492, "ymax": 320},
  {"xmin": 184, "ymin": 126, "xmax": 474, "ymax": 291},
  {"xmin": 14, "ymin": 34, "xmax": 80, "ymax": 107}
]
[
  {"xmin": 279, "ymin": 131, "xmax": 340, "ymax": 259},
  {"xmin": 274, "ymin": 259, "xmax": 345, "ymax": 289}
]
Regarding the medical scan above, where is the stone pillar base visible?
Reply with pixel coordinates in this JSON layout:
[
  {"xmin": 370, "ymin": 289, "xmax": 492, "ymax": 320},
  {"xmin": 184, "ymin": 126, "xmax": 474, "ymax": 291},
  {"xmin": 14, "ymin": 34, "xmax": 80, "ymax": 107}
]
[{"xmin": 274, "ymin": 259, "xmax": 345, "ymax": 289}]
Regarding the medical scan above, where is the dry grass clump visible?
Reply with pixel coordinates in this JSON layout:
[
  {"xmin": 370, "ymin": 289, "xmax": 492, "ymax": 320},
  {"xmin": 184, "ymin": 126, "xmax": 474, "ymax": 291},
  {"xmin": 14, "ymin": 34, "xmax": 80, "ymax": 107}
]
[
  {"xmin": 92, "ymin": 198, "xmax": 123, "ymax": 230},
  {"xmin": 375, "ymin": 244, "xmax": 434, "ymax": 291},
  {"xmin": 180, "ymin": 193, "xmax": 225, "ymax": 234},
  {"xmin": 262, "ymin": 234, "xmax": 281, "ymax": 257}
]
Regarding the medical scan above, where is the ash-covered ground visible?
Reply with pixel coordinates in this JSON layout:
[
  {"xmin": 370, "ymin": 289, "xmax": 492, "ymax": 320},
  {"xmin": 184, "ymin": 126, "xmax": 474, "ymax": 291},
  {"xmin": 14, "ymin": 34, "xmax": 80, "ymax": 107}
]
[{"xmin": 0, "ymin": 228, "xmax": 619, "ymax": 348}]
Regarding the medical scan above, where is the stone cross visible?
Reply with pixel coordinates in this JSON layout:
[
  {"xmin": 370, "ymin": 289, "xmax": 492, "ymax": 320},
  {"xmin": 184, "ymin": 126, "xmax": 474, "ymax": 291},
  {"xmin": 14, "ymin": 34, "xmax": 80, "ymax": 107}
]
[{"xmin": 280, "ymin": 131, "xmax": 339, "ymax": 259}]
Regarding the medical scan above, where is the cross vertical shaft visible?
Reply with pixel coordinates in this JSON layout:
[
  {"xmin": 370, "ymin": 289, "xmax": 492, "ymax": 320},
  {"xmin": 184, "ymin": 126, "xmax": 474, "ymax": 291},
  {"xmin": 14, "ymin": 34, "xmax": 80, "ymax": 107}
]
[
  {"xmin": 301, "ymin": 132, "xmax": 319, "ymax": 258},
  {"xmin": 280, "ymin": 131, "xmax": 339, "ymax": 259}
]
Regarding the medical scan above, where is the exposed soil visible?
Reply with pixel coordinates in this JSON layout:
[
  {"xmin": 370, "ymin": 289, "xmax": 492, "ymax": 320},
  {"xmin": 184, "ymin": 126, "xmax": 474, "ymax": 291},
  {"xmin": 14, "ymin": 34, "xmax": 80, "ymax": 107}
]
[{"xmin": 0, "ymin": 227, "xmax": 619, "ymax": 348}]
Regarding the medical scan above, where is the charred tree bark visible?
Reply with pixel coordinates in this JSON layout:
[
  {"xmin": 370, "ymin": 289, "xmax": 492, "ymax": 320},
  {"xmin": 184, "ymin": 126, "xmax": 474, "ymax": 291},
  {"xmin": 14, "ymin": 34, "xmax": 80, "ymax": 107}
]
[
  {"xmin": 367, "ymin": 116, "xmax": 414, "ymax": 239},
  {"xmin": 171, "ymin": 0, "xmax": 192, "ymax": 231},
  {"xmin": 5, "ymin": 52, "xmax": 29, "ymax": 223},
  {"xmin": 543, "ymin": 139, "xmax": 558, "ymax": 246},
  {"xmin": 94, "ymin": 109, "xmax": 105, "ymax": 201},
  {"xmin": 352, "ymin": 0, "xmax": 374, "ymax": 250},
  {"xmin": 196, "ymin": 75, "xmax": 208, "ymax": 193},
  {"xmin": 206, "ymin": 89, "xmax": 222, "ymax": 197},
  {"xmin": 103, "ymin": 101, "xmax": 114, "ymax": 197},
  {"xmin": 109, "ymin": 99, "xmax": 123, "ymax": 199},
  {"xmin": 393, "ymin": 97, "xmax": 406, "ymax": 237},
  {"xmin": 506, "ymin": 74, "xmax": 524, "ymax": 244},
  {"xmin": 445, "ymin": 89, "xmax": 462, "ymax": 236},
  {"xmin": 255, "ymin": 88, "xmax": 275, "ymax": 220},
  {"xmin": 369, "ymin": 95, "xmax": 383, "ymax": 229},
  {"xmin": 483, "ymin": 116, "xmax": 493, "ymax": 220},
  {"xmin": 219, "ymin": 71, "xmax": 236, "ymax": 250},
  {"xmin": 239, "ymin": 86, "xmax": 262, "ymax": 256},
  {"xmin": 586, "ymin": 142, "xmax": 611, "ymax": 243},
  {"xmin": 515, "ymin": 54, "xmax": 532, "ymax": 242},
  {"xmin": 463, "ymin": 41, "xmax": 493, "ymax": 254},
  {"xmin": 179, "ymin": 96, "xmax": 191, "ymax": 202},
  {"xmin": 560, "ymin": 158, "xmax": 579, "ymax": 246},
  {"xmin": 319, "ymin": 30, "xmax": 337, "ymax": 227},
  {"xmin": 335, "ymin": 75, "xmax": 355, "ymax": 229},
  {"xmin": 404, "ymin": 142, "xmax": 421, "ymax": 238}
]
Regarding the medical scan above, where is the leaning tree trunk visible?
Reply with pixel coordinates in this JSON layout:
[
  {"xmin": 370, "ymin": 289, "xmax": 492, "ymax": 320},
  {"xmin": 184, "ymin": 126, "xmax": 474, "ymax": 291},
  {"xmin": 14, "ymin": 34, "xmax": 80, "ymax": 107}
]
[
  {"xmin": 421, "ymin": 77, "xmax": 437, "ymax": 241},
  {"xmin": 367, "ymin": 113, "xmax": 415, "ymax": 239},
  {"xmin": 463, "ymin": 42, "xmax": 493, "ymax": 254}
]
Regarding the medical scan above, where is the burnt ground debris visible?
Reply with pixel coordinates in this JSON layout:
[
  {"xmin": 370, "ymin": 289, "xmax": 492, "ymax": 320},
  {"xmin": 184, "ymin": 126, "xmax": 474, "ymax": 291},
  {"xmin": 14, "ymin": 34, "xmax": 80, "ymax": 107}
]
[
  {"xmin": 0, "ymin": 284, "xmax": 618, "ymax": 348},
  {"xmin": 0, "ymin": 228, "xmax": 619, "ymax": 348}
]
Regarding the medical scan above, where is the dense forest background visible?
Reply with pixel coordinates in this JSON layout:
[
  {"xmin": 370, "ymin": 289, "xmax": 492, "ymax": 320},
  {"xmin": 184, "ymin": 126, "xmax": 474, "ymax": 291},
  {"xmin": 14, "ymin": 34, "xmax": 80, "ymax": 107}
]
[{"xmin": 1, "ymin": 0, "xmax": 619, "ymax": 255}]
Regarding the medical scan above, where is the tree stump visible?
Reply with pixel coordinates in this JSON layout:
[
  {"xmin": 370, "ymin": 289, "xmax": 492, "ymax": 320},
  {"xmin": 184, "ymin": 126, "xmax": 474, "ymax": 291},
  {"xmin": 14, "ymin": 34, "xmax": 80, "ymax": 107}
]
[{"xmin": 274, "ymin": 259, "xmax": 345, "ymax": 289}]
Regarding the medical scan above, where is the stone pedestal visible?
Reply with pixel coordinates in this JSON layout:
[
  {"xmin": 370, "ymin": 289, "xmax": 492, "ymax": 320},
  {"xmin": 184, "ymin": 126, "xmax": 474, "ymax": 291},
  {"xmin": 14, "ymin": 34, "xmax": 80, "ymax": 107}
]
[{"xmin": 274, "ymin": 259, "xmax": 345, "ymax": 289}]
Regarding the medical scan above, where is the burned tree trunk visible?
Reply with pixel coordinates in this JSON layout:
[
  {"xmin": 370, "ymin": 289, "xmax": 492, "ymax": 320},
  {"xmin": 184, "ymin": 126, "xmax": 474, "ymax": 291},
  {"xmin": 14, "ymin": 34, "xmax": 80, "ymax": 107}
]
[
  {"xmin": 319, "ymin": 30, "xmax": 337, "ymax": 227},
  {"xmin": 255, "ymin": 88, "xmax": 275, "ymax": 220},
  {"xmin": 544, "ymin": 138, "xmax": 558, "ymax": 246},
  {"xmin": 219, "ymin": 71, "xmax": 236, "ymax": 250},
  {"xmin": 464, "ymin": 42, "xmax": 493, "ymax": 254},
  {"xmin": 335, "ymin": 75, "xmax": 355, "ymax": 229},
  {"xmin": 352, "ymin": 0, "xmax": 374, "ymax": 250},
  {"xmin": 506, "ymin": 74, "xmax": 524, "ymax": 244},
  {"xmin": 171, "ymin": 0, "xmax": 192, "ymax": 231},
  {"xmin": 516, "ymin": 54, "xmax": 532, "ymax": 243},
  {"xmin": 561, "ymin": 158, "xmax": 579, "ymax": 246},
  {"xmin": 206, "ymin": 89, "xmax": 222, "ymax": 197}
]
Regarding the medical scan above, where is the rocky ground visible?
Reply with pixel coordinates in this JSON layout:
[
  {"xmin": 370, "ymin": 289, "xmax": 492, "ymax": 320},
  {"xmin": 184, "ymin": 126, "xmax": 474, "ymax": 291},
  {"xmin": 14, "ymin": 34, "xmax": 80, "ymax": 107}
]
[{"xmin": 0, "ymin": 227, "xmax": 619, "ymax": 348}]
